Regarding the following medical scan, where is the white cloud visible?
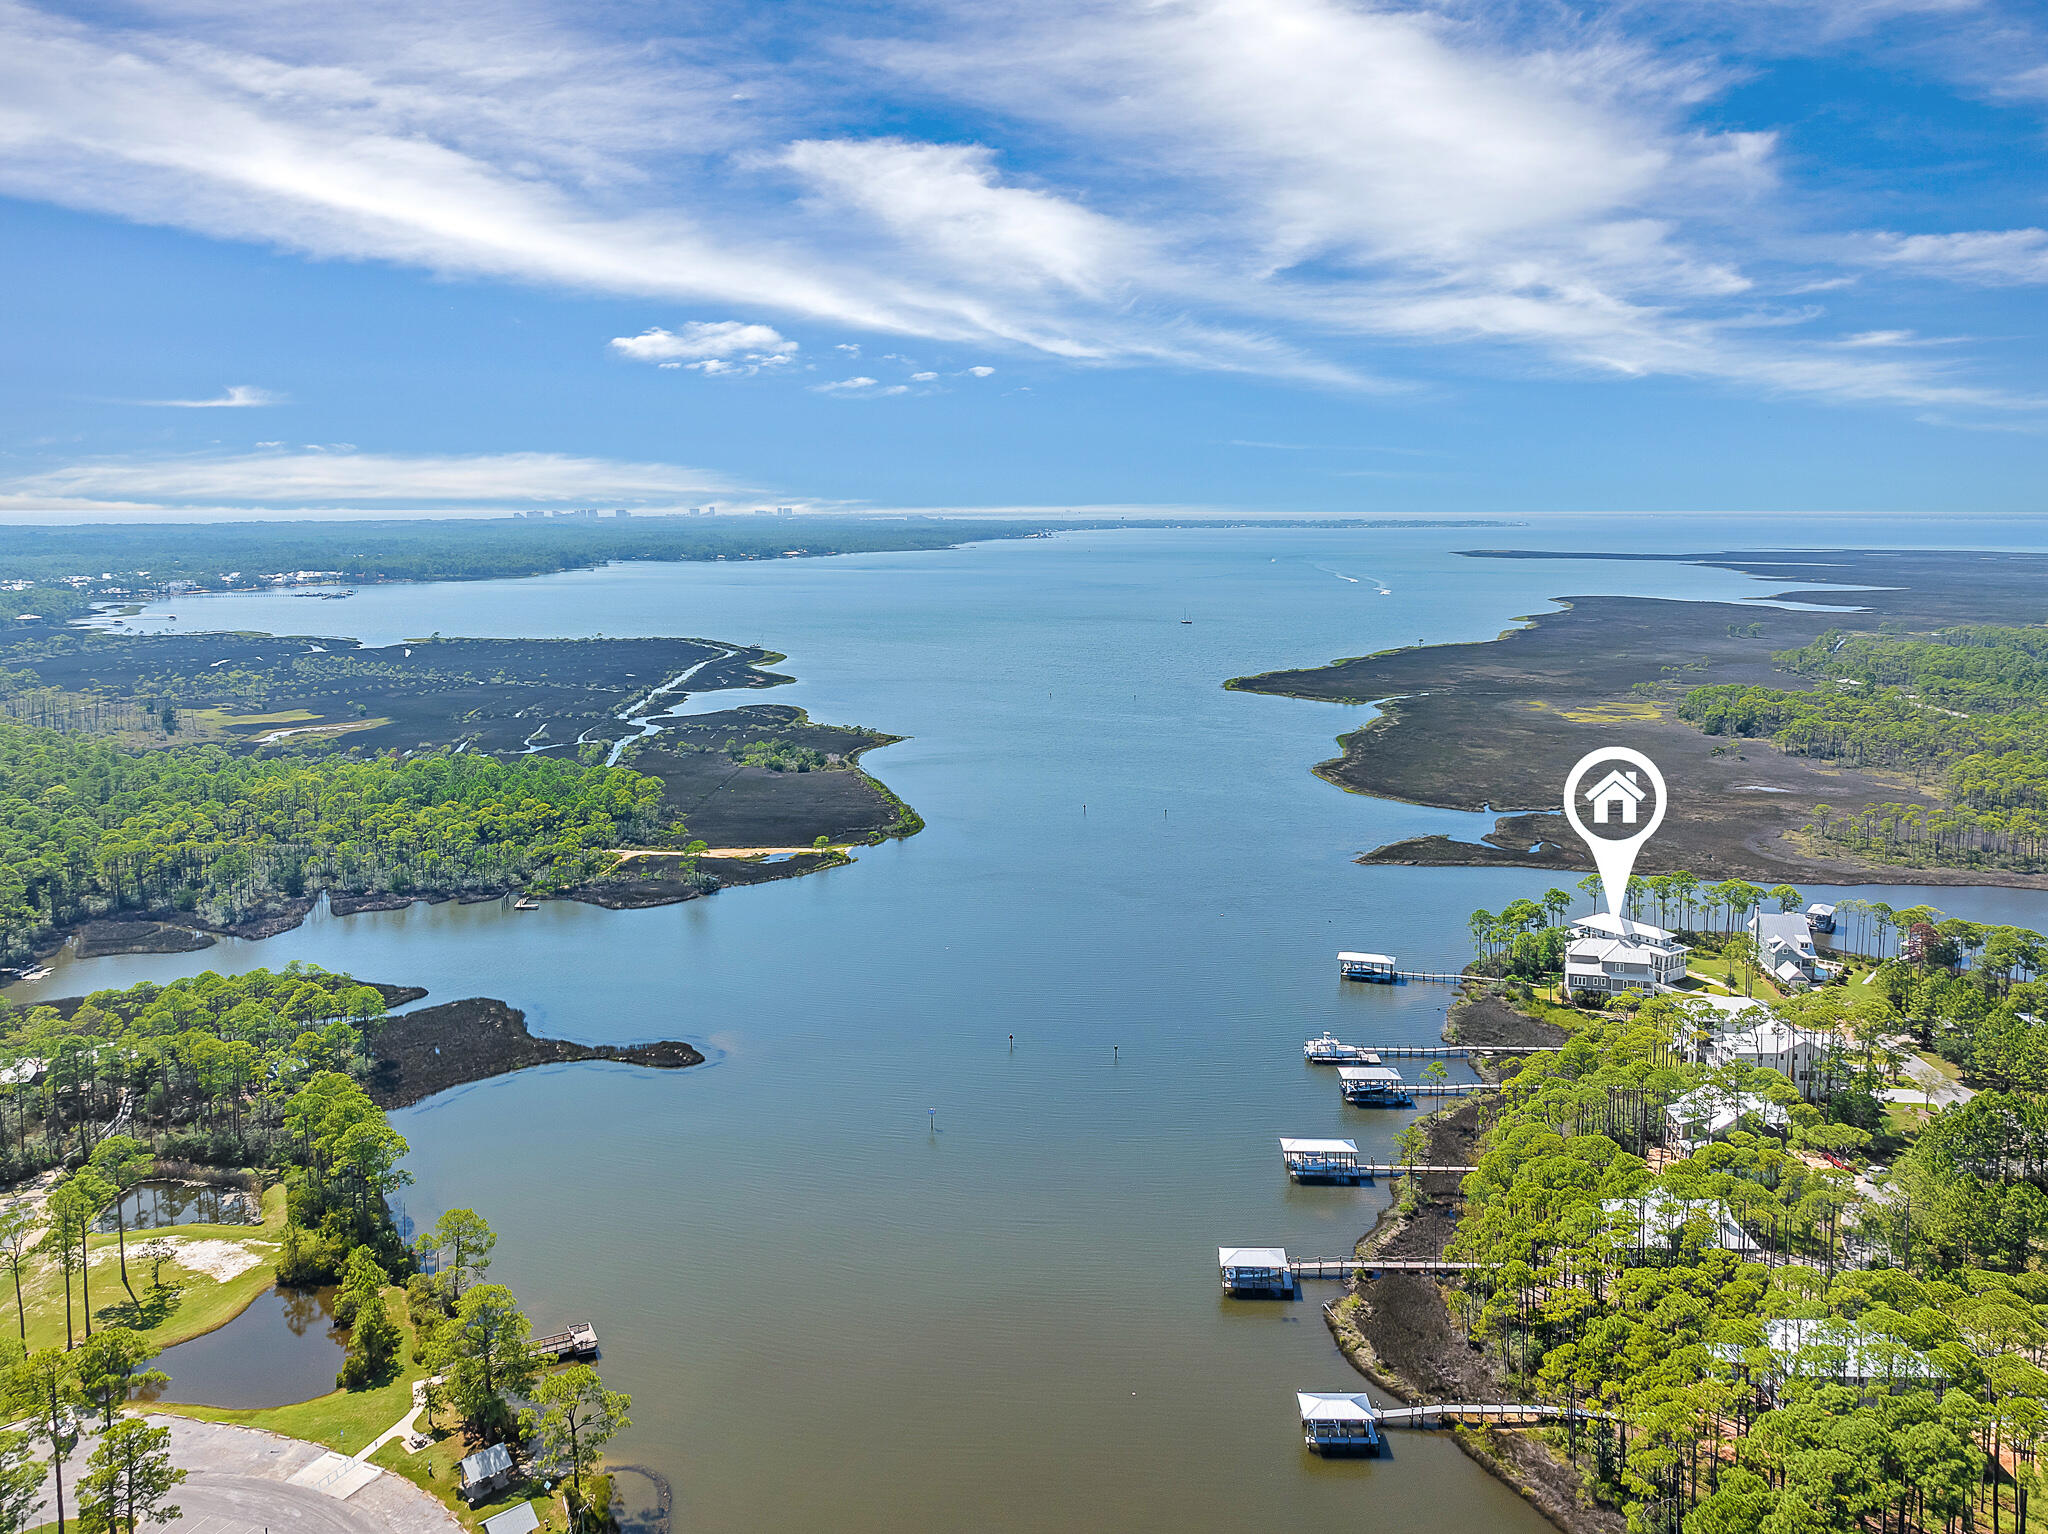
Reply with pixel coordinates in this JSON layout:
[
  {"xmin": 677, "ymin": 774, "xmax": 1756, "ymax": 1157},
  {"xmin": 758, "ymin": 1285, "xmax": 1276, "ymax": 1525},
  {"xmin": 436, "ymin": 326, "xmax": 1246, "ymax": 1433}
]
[
  {"xmin": 813, "ymin": 375, "xmax": 910, "ymax": 396},
  {"xmin": 909, "ymin": 371, "xmax": 937, "ymax": 381},
  {"xmin": 779, "ymin": 137, "xmax": 1134, "ymax": 298},
  {"xmin": 1861, "ymin": 229, "xmax": 2048, "ymax": 285},
  {"xmin": 0, "ymin": 449, "xmax": 744, "ymax": 510},
  {"xmin": 964, "ymin": 366, "xmax": 995, "ymax": 377},
  {"xmin": 609, "ymin": 321, "xmax": 798, "ymax": 367},
  {"xmin": 143, "ymin": 384, "xmax": 285, "ymax": 407},
  {"xmin": 0, "ymin": 0, "xmax": 2034, "ymax": 411}
]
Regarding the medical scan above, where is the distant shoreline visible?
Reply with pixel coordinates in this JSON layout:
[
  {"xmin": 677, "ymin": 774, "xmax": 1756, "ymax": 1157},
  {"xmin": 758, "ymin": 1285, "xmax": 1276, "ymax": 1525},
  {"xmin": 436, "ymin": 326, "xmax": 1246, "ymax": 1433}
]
[{"xmin": 1227, "ymin": 547, "xmax": 2048, "ymax": 890}]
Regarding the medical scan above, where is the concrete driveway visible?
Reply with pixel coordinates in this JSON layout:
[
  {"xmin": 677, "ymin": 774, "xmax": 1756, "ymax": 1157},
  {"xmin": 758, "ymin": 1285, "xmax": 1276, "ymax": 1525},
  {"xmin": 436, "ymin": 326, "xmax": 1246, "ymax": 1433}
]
[{"xmin": 34, "ymin": 1416, "xmax": 460, "ymax": 1534}]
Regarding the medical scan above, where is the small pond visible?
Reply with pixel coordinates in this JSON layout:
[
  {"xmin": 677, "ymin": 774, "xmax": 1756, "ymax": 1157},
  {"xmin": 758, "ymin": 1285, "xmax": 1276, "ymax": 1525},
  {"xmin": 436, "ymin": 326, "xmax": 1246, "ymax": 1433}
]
[
  {"xmin": 94, "ymin": 1180, "xmax": 256, "ymax": 1233},
  {"xmin": 139, "ymin": 1285, "xmax": 344, "ymax": 1409}
]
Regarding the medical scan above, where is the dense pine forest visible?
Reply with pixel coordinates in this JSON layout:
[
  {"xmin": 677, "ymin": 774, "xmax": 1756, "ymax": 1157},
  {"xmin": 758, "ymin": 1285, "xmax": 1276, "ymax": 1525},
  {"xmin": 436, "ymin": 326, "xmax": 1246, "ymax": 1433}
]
[
  {"xmin": 0, "ymin": 966, "xmax": 387, "ymax": 1175},
  {"xmin": 1429, "ymin": 998, "xmax": 2048, "ymax": 1530},
  {"xmin": 1391, "ymin": 895, "xmax": 2048, "ymax": 1532},
  {"xmin": 0, "ymin": 516, "xmax": 1047, "ymax": 591},
  {"xmin": 0, "ymin": 721, "xmax": 680, "ymax": 962},
  {"xmin": 1680, "ymin": 625, "xmax": 2048, "ymax": 870}
]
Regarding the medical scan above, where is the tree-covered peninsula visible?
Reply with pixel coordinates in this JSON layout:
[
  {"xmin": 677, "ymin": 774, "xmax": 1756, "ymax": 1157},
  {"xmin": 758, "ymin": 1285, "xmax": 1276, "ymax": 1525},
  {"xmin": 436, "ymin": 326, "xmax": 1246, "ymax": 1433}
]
[{"xmin": 0, "ymin": 720, "xmax": 680, "ymax": 963}]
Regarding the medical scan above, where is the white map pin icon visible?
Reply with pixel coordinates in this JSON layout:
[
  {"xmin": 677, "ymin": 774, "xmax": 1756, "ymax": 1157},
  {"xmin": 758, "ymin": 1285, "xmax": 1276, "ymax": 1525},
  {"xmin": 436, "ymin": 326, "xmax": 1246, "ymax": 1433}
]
[{"xmin": 1562, "ymin": 747, "xmax": 1667, "ymax": 921}]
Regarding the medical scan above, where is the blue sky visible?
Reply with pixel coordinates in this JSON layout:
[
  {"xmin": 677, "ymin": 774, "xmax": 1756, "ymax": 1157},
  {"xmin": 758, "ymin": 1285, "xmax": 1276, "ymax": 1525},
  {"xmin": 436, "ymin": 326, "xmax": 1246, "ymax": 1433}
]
[{"xmin": 2, "ymin": 0, "xmax": 2047, "ymax": 518}]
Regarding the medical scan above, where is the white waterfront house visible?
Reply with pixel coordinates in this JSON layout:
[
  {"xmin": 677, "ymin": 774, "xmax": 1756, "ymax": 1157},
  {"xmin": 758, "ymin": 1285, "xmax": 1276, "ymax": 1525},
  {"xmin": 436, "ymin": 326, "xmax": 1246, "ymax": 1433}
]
[
  {"xmin": 1565, "ymin": 912, "xmax": 1691, "ymax": 995},
  {"xmin": 1749, "ymin": 911, "xmax": 1836, "ymax": 990},
  {"xmin": 1664, "ymin": 1086, "xmax": 1790, "ymax": 1147},
  {"xmin": 1602, "ymin": 1188, "xmax": 1762, "ymax": 1256},
  {"xmin": 1715, "ymin": 1318, "xmax": 1946, "ymax": 1399},
  {"xmin": 1708, "ymin": 1017, "xmax": 1832, "ymax": 1100}
]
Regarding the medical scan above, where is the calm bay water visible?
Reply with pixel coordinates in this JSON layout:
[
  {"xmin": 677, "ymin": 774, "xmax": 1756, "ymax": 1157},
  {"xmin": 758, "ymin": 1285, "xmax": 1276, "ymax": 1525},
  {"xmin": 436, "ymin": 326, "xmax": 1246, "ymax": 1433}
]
[{"xmin": 17, "ymin": 518, "xmax": 2048, "ymax": 1532}]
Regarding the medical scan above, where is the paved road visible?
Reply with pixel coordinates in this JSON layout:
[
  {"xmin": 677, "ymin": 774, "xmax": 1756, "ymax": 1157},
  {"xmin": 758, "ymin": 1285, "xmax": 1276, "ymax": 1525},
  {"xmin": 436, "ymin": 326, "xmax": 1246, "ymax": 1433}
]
[{"xmin": 34, "ymin": 1416, "xmax": 460, "ymax": 1534}]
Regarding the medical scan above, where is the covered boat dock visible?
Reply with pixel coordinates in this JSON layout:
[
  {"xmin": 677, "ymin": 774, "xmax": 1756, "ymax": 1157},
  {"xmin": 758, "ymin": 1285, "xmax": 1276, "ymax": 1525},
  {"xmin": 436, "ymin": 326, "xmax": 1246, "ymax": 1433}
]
[
  {"xmin": 1338, "ymin": 952, "xmax": 1398, "ymax": 983},
  {"xmin": 1218, "ymin": 1246, "xmax": 1294, "ymax": 1297},
  {"xmin": 1279, "ymin": 1137, "xmax": 1364, "ymax": 1183},
  {"xmin": 1338, "ymin": 1064, "xmax": 1413, "ymax": 1106},
  {"xmin": 1296, "ymin": 1392, "xmax": 1383, "ymax": 1455}
]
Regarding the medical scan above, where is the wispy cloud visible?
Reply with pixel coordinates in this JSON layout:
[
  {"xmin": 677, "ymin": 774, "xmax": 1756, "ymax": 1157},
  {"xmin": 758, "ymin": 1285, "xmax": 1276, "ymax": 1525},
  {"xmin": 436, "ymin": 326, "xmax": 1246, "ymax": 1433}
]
[
  {"xmin": 1860, "ymin": 229, "xmax": 2048, "ymax": 285},
  {"xmin": 142, "ymin": 384, "xmax": 285, "ymax": 408},
  {"xmin": 813, "ymin": 376, "xmax": 910, "ymax": 397},
  {"xmin": 0, "ymin": 0, "xmax": 2039, "ymax": 413},
  {"xmin": 0, "ymin": 449, "xmax": 744, "ymax": 510}
]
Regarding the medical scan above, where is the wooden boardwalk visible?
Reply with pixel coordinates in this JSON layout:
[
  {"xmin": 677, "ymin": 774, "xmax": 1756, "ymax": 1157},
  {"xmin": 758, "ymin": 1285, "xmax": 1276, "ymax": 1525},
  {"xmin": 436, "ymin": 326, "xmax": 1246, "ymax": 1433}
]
[
  {"xmin": 1405, "ymin": 1083, "xmax": 1501, "ymax": 1098},
  {"xmin": 1377, "ymin": 1403, "xmax": 1613, "ymax": 1429},
  {"xmin": 1356, "ymin": 1163, "xmax": 1477, "ymax": 1178},
  {"xmin": 1288, "ymin": 1257, "xmax": 1485, "ymax": 1279},
  {"xmin": 1358, "ymin": 1045, "xmax": 1560, "ymax": 1059}
]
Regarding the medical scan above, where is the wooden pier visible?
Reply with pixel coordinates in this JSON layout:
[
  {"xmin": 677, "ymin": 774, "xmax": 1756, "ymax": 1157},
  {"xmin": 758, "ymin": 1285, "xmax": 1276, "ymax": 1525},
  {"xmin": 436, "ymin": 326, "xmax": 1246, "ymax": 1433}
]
[
  {"xmin": 1354, "ymin": 1163, "xmax": 1477, "ymax": 1180},
  {"xmin": 1296, "ymin": 1389, "xmax": 1608, "ymax": 1453},
  {"xmin": 1350, "ymin": 1044, "xmax": 1560, "ymax": 1059},
  {"xmin": 532, "ymin": 1322, "xmax": 598, "ymax": 1359},
  {"xmin": 1339, "ymin": 1067, "xmax": 1501, "ymax": 1106},
  {"xmin": 1407, "ymin": 1083, "xmax": 1501, "ymax": 1099},
  {"xmin": 1377, "ymin": 1402, "xmax": 1613, "ymax": 1429},
  {"xmin": 1288, "ymin": 1256, "xmax": 1485, "ymax": 1279}
]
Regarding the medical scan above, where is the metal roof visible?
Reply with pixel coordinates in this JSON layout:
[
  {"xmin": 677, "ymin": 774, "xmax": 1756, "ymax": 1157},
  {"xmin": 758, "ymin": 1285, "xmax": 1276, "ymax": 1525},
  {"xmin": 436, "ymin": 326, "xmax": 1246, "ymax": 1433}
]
[
  {"xmin": 1219, "ymin": 1246, "xmax": 1289, "ymax": 1268},
  {"xmin": 1571, "ymin": 912, "xmax": 1678, "ymax": 943},
  {"xmin": 1337, "ymin": 1065, "xmax": 1404, "ymax": 1084},
  {"xmin": 459, "ymin": 1444, "xmax": 513, "ymax": 1483},
  {"xmin": 1337, "ymin": 952, "xmax": 1396, "ymax": 965},
  {"xmin": 1297, "ymin": 1391, "xmax": 1380, "ymax": 1422},
  {"xmin": 483, "ymin": 1504, "xmax": 540, "ymax": 1534},
  {"xmin": 1279, "ymin": 1138, "xmax": 1358, "ymax": 1155}
]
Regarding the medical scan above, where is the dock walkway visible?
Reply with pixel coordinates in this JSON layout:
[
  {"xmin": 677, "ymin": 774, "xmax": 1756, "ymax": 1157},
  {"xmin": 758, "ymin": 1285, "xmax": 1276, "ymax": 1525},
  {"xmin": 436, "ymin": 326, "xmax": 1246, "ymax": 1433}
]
[
  {"xmin": 1359, "ymin": 1044, "xmax": 1560, "ymax": 1058},
  {"xmin": 1377, "ymin": 1402, "xmax": 1614, "ymax": 1429},
  {"xmin": 1405, "ymin": 1083, "xmax": 1500, "ymax": 1099},
  {"xmin": 1288, "ymin": 1256, "xmax": 1484, "ymax": 1279}
]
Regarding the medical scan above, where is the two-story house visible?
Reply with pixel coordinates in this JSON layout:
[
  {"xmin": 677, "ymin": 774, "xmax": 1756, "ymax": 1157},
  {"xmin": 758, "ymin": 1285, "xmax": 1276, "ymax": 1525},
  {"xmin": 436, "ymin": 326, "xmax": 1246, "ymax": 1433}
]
[
  {"xmin": 1749, "ymin": 909, "xmax": 1842, "ymax": 990},
  {"xmin": 1564, "ymin": 913, "xmax": 1691, "ymax": 996}
]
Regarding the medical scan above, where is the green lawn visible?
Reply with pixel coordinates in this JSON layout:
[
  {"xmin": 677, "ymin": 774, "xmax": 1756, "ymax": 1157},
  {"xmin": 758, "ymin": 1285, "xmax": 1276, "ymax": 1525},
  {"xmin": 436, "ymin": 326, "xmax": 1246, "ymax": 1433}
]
[
  {"xmin": 372, "ymin": 1431, "xmax": 567, "ymax": 1533},
  {"xmin": 5, "ymin": 1182, "xmax": 288, "ymax": 1355}
]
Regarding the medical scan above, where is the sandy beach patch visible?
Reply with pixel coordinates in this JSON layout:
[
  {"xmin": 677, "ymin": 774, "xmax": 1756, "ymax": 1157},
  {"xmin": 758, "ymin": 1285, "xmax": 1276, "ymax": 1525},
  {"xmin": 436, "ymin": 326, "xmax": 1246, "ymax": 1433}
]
[{"xmin": 157, "ymin": 1237, "xmax": 276, "ymax": 1283}]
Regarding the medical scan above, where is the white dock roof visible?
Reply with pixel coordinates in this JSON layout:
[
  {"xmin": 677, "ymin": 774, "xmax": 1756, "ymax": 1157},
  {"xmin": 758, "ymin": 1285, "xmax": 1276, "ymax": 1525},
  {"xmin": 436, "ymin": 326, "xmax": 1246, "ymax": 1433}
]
[
  {"xmin": 1297, "ymin": 1391, "xmax": 1380, "ymax": 1422},
  {"xmin": 1337, "ymin": 1064, "xmax": 1405, "ymax": 1084},
  {"xmin": 1279, "ymin": 1138, "xmax": 1359, "ymax": 1155},
  {"xmin": 1219, "ymin": 1246, "xmax": 1289, "ymax": 1268},
  {"xmin": 1338, "ymin": 951, "xmax": 1396, "ymax": 965}
]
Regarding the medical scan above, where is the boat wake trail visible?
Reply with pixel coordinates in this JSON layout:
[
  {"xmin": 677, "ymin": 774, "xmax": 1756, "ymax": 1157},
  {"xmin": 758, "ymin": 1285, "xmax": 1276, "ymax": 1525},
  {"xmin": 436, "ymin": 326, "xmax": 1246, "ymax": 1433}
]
[{"xmin": 1311, "ymin": 561, "xmax": 1392, "ymax": 595}]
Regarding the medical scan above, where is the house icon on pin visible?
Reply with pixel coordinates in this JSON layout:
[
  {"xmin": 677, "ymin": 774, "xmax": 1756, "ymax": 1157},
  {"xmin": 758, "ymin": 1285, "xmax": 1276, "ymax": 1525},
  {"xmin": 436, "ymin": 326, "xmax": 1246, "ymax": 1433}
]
[{"xmin": 1586, "ymin": 768, "xmax": 1646, "ymax": 825}]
